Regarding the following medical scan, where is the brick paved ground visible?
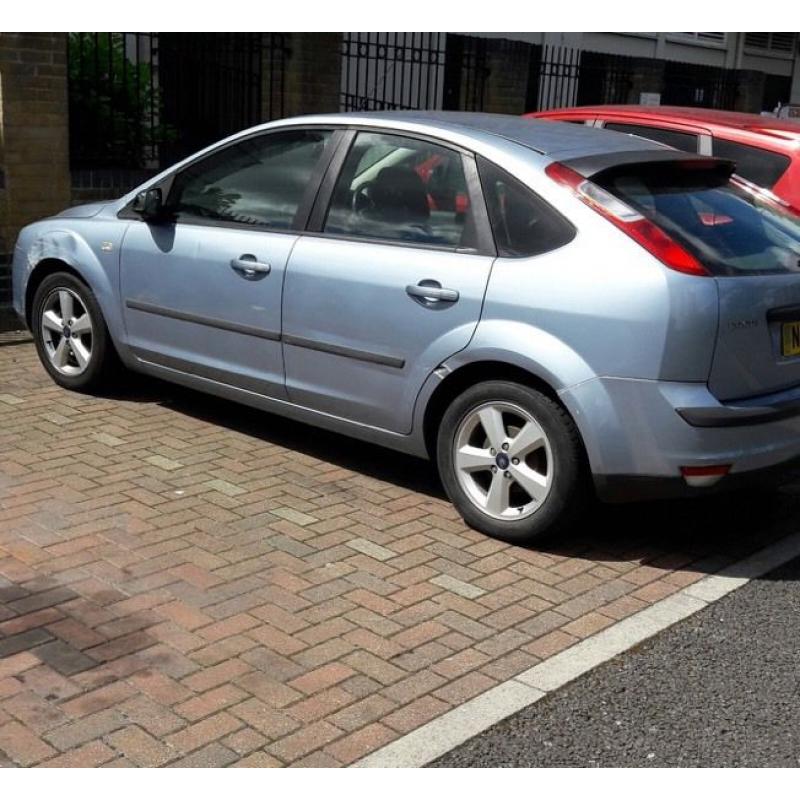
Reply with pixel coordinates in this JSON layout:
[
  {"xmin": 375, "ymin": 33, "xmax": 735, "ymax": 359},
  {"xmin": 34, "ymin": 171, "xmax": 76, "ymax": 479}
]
[{"xmin": 1, "ymin": 341, "xmax": 797, "ymax": 767}]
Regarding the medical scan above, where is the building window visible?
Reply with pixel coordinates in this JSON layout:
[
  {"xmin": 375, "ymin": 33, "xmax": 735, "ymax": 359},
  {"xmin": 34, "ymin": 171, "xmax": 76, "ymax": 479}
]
[
  {"xmin": 744, "ymin": 33, "xmax": 797, "ymax": 54},
  {"xmin": 668, "ymin": 33, "xmax": 727, "ymax": 47}
]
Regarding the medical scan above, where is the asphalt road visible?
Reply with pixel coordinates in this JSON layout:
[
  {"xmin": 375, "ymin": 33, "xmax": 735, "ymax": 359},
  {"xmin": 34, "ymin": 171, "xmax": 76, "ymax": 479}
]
[{"xmin": 432, "ymin": 555, "xmax": 800, "ymax": 767}]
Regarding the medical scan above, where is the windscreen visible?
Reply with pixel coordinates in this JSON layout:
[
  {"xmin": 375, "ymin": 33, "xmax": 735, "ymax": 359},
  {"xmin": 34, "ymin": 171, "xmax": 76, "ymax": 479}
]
[{"xmin": 596, "ymin": 164, "xmax": 800, "ymax": 276}]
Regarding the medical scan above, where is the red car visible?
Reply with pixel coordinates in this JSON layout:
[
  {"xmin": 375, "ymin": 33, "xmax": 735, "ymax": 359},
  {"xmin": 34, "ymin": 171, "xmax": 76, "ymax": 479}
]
[{"xmin": 526, "ymin": 105, "xmax": 800, "ymax": 209}]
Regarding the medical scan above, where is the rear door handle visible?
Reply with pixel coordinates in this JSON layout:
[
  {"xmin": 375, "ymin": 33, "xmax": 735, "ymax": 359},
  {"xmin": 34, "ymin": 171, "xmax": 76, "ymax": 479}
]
[
  {"xmin": 406, "ymin": 281, "xmax": 459, "ymax": 303},
  {"xmin": 231, "ymin": 254, "xmax": 271, "ymax": 278}
]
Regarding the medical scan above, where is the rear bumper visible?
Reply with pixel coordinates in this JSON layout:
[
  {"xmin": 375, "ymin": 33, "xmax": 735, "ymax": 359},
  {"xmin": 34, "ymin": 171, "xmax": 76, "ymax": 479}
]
[
  {"xmin": 677, "ymin": 382, "xmax": 800, "ymax": 427},
  {"xmin": 595, "ymin": 454, "xmax": 800, "ymax": 503},
  {"xmin": 558, "ymin": 377, "xmax": 800, "ymax": 503}
]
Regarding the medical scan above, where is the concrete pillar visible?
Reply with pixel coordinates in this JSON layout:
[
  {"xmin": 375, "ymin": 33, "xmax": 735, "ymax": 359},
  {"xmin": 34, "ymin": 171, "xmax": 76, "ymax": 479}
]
[
  {"xmin": 0, "ymin": 32, "xmax": 71, "ymax": 310},
  {"xmin": 280, "ymin": 33, "xmax": 342, "ymax": 118},
  {"xmin": 734, "ymin": 69, "xmax": 767, "ymax": 113},
  {"xmin": 790, "ymin": 52, "xmax": 800, "ymax": 105},
  {"xmin": 481, "ymin": 38, "xmax": 534, "ymax": 114}
]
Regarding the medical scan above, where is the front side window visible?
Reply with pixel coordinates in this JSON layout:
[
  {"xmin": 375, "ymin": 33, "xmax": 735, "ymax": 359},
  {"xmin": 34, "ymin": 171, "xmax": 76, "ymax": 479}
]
[
  {"xmin": 604, "ymin": 122, "xmax": 699, "ymax": 153},
  {"xmin": 478, "ymin": 158, "xmax": 575, "ymax": 258},
  {"xmin": 168, "ymin": 130, "xmax": 332, "ymax": 229},
  {"xmin": 711, "ymin": 138, "xmax": 791, "ymax": 190},
  {"xmin": 324, "ymin": 131, "xmax": 473, "ymax": 248}
]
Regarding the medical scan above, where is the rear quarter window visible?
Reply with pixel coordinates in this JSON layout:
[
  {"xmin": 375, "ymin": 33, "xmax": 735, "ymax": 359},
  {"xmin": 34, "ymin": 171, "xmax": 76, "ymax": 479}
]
[
  {"xmin": 477, "ymin": 157, "xmax": 575, "ymax": 258},
  {"xmin": 711, "ymin": 138, "xmax": 791, "ymax": 189}
]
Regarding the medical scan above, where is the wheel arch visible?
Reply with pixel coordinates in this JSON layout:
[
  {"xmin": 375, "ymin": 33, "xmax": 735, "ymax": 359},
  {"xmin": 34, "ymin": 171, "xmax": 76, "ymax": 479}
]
[
  {"xmin": 421, "ymin": 359, "xmax": 578, "ymax": 461},
  {"xmin": 25, "ymin": 258, "xmax": 85, "ymax": 326},
  {"xmin": 22, "ymin": 227, "xmax": 122, "ymax": 348}
]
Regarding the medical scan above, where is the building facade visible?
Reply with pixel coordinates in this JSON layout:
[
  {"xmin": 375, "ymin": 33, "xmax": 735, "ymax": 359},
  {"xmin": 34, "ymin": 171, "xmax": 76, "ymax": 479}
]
[
  {"xmin": 474, "ymin": 32, "xmax": 800, "ymax": 111},
  {"xmin": 1, "ymin": 31, "xmax": 799, "ymax": 325}
]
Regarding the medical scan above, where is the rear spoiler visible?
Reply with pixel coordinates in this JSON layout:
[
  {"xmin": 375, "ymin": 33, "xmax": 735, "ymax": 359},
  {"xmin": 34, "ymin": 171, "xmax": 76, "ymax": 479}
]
[{"xmin": 558, "ymin": 149, "xmax": 736, "ymax": 182}]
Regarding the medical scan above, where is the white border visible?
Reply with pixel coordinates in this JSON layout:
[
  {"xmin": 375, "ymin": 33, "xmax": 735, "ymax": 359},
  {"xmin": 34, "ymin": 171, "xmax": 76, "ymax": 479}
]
[{"xmin": 355, "ymin": 530, "xmax": 800, "ymax": 767}]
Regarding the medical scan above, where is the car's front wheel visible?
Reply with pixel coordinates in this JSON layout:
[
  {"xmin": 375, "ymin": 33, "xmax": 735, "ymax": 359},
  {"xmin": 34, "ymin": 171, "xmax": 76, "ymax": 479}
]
[
  {"xmin": 32, "ymin": 271, "xmax": 117, "ymax": 391},
  {"xmin": 437, "ymin": 380, "xmax": 588, "ymax": 543}
]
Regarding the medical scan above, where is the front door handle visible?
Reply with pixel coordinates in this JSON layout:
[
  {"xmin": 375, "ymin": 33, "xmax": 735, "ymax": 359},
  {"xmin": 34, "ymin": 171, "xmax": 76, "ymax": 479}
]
[
  {"xmin": 406, "ymin": 281, "xmax": 459, "ymax": 304},
  {"xmin": 231, "ymin": 254, "xmax": 271, "ymax": 279}
]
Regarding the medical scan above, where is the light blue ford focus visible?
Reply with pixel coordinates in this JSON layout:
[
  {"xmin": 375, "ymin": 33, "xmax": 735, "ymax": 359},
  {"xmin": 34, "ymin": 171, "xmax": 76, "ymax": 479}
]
[{"xmin": 12, "ymin": 112, "xmax": 800, "ymax": 542}]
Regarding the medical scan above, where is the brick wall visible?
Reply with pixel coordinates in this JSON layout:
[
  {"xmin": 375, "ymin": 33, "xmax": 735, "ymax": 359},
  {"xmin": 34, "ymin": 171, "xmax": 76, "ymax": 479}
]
[
  {"xmin": 480, "ymin": 40, "xmax": 535, "ymax": 115},
  {"xmin": 0, "ymin": 33, "xmax": 71, "ymax": 318},
  {"xmin": 280, "ymin": 32, "xmax": 342, "ymax": 117}
]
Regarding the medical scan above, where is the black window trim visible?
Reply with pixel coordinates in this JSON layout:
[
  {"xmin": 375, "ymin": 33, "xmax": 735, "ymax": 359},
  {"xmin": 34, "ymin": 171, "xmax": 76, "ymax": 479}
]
[
  {"xmin": 304, "ymin": 126, "xmax": 497, "ymax": 257},
  {"xmin": 600, "ymin": 120, "xmax": 702, "ymax": 154},
  {"xmin": 710, "ymin": 136, "xmax": 792, "ymax": 189},
  {"xmin": 117, "ymin": 124, "xmax": 342, "ymax": 234}
]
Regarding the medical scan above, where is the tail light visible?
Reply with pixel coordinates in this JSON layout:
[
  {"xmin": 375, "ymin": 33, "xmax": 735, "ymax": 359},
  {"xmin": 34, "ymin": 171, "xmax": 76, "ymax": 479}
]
[{"xmin": 545, "ymin": 162, "xmax": 710, "ymax": 277}]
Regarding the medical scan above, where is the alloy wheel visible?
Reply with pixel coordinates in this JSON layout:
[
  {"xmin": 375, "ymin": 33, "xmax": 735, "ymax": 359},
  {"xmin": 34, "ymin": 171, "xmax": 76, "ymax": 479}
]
[
  {"xmin": 40, "ymin": 288, "xmax": 94, "ymax": 376},
  {"xmin": 453, "ymin": 401, "xmax": 553, "ymax": 521}
]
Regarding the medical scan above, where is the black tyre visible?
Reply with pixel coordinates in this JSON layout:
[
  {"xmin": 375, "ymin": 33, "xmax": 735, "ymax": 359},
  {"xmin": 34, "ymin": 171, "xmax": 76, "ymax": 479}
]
[
  {"xmin": 437, "ymin": 380, "xmax": 588, "ymax": 543},
  {"xmin": 31, "ymin": 271, "xmax": 118, "ymax": 392}
]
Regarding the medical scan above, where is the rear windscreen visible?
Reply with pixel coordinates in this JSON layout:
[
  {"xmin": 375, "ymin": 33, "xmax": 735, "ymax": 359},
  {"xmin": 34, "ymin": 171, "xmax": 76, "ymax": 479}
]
[{"xmin": 597, "ymin": 165, "xmax": 800, "ymax": 276}]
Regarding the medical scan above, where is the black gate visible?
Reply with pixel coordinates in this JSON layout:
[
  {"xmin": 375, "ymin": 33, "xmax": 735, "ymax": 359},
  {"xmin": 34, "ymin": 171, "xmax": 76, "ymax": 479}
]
[
  {"xmin": 340, "ymin": 33, "xmax": 447, "ymax": 111},
  {"xmin": 527, "ymin": 46, "xmax": 634, "ymax": 111},
  {"xmin": 68, "ymin": 32, "xmax": 288, "ymax": 174},
  {"xmin": 158, "ymin": 33, "xmax": 263, "ymax": 166},
  {"xmin": 442, "ymin": 34, "xmax": 489, "ymax": 111},
  {"xmin": 68, "ymin": 33, "xmax": 162, "ymax": 170},
  {"xmin": 661, "ymin": 59, "xmax": 738, "ymax": 109},
  {"xmin": 762, "ymin": 73, "xmax": 792, "ymax": 113},
  {"xmin": 574, "ymin": 49, "xmax": 635, "ymax": 107},
  {"xmin": 442, "ymin": 36, "xmax": 636, "ymax": 113}
]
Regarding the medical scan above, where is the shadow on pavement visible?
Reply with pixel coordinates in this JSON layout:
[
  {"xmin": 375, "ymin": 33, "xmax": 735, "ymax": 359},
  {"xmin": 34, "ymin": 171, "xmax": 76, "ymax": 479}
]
[
  {"xmin": 96, "ymin": 371, "xmax": 800, "ymax": 578},
  {"xmin": 96, "ymin": 370, "xmax": 444, "ymax": 499}
]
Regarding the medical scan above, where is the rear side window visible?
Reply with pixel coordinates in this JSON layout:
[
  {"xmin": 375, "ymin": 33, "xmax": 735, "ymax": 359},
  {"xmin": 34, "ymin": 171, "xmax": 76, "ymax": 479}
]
[
  {"xmin": 604, "ymin": 122, "xmax": 699, "ymax": 153},
  {"xmin": 597, "ymin": 164, "xmax": 800, "ymax": 276},
  {"xmin": 711, "ymin": 138, "xmax": 791, "ymax": 189},
  {"xmin": 324, "ymin": 131, "xmax": 474, "ymax": 249},
  {"xmin": 477, "ymin": 158, "xmax": 575, "ymax": 258}
]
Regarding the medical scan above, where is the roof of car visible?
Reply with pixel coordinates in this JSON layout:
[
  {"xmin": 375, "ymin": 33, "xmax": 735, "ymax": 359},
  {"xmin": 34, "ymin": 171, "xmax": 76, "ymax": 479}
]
[
  {"xmin": 281, "ymin": 111, "xmax": 673, "ymax": 160},
  {"xmin": 531, "ymin": 105, "xmax": 800, "ymax": 141}
]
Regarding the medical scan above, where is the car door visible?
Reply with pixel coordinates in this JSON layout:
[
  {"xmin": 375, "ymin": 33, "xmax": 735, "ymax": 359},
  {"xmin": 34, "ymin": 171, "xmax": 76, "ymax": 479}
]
[
  {"xmin": 120, "ymin": 128, "xmax": 336, "ymax": 399},
  {"xmin": 282, "ymin": 129, "xmax": 496, "ymax": 434}
]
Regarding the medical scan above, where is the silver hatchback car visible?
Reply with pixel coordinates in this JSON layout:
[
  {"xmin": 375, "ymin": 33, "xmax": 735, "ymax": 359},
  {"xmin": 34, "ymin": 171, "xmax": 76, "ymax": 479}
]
[{"xmin": 12, "ymin": 112, "xmax": 800, "ymax": 542}]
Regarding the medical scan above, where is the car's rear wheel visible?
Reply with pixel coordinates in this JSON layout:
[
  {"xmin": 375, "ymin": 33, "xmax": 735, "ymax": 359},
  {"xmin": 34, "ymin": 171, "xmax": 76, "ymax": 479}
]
[
  {"xmin": 437, "ymin": 380, "xmax": 588, "ymax": 543},
  {"xmin": 32, "ymin": 272, "xmax": 117, "ymax": 391}
]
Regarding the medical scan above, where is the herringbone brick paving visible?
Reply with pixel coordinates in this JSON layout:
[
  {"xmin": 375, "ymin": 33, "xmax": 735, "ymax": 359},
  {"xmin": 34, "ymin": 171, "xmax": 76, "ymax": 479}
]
[{"xmin": 0, "ymin": 341, "xmax": 796, "ymax": 766}]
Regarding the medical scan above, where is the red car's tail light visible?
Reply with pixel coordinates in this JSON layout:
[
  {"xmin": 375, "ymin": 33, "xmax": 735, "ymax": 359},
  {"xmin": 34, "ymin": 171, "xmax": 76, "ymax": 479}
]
[{"xmin": 545, "ymin": 162, "xmax": 710, "ymax": 277}]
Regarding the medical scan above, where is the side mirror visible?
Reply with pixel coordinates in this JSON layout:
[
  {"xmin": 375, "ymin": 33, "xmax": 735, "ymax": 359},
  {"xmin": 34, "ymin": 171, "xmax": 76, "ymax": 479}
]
[{"xmin": 132, "ymin": 188, "xmax": 164, "ymax": 222}]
